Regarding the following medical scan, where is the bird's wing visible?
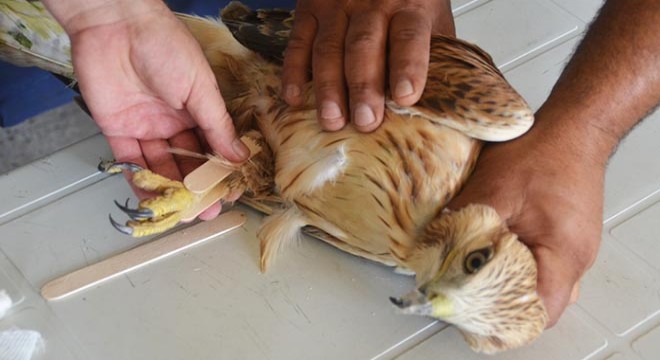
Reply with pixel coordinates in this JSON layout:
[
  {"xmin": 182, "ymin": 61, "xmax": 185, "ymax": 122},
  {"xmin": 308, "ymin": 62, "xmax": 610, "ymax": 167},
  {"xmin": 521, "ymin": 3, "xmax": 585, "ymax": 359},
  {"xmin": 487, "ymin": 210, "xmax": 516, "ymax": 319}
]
[
  {"xmin": 0, "ymin": 0, "xmax": 291, "ymax": 78},
  {"xmin": 0, "ymin": 0, "xmax": 73, "ymax": 78},
  {"xmin": 220, "ymin": 1, "xmax": 293, "ymax": 64},
  {"xmin": 387, "ymin": 35, "xmax": 534, "ymax": 142},
  {"xmin": 216, "ymin": 5, "xmax": 534, "ymax": 142}
]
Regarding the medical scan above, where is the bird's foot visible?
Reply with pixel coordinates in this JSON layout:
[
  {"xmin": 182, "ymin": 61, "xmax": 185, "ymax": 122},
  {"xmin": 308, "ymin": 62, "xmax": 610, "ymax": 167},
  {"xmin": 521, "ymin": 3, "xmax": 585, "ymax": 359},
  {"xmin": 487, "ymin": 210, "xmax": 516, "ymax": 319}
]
[
  {"xmin": 100, "ymin": 162, "xmax": 195, "ymax": 237},
  {"xmin": 99, "ymin": 134, "xmax": 273, "ymax": 237}
]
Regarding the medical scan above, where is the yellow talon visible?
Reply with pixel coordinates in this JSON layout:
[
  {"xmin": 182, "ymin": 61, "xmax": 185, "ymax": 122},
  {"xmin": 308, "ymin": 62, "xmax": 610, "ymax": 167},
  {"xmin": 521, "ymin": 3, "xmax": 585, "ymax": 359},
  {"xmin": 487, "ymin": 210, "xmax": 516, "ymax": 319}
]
[
  {"xmin": 126, "ymin": 213, "xmax": 183, "ymax": 237},
  {"xmin": 131, "ymin": 170, "xmax": 186, "ymax": 193},
  {"xmin": 102, "ymin": 162, "xmax": 197, "ymax": 237},
  {"xmin": 100, "ymin": 135, "xmax": 265, "ymax": 237},
  {"xmin": 138, "ymin": 187, "xmax": 195, "ymax": 218}
]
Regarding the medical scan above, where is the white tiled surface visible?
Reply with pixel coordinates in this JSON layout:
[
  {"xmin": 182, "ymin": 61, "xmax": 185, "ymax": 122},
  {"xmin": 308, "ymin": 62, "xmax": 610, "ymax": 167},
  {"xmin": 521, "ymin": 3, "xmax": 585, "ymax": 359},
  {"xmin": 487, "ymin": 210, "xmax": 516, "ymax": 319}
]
[
  {"xmin": 577, "ymin": 240, "xmax": 660, "ymax": 336},
  {"xmin": 551, "ymin": 0, "xmax": 605, "ymax": 23},
  {"xmin": 0, "ymin": 251, "xmax": 82, "ymax": 359},
  {"xmin": 602, "ymin": 112, "xmax": 660, "ymax": 221},
  {"xmin": 1, "ymin": 0, "xmax": 659, "ymax": 359},
  {"xmin": 455, "ymin": 0, "xmax": 583, "ymax": 71},
  {"xmin": 607, "ymin": 353, "xmax": 643, "ymax": 360},
  {"xmin": 0, "ymin": 135, "xmax": 111, "ymax": 225},
  {"xmin": 452, "ymin": 0, "xmax": 489, "ymax": 16},
  {"xmin": 611, "ymin": 202, "xmax": 660, "ymax": 273},
  {"xmin": 398, "ymin": 309, "xmax": 607, "ymax": 360},
  {"xmin": 633, "ymin": 325, "xmax": 660, "ymax": 360}
]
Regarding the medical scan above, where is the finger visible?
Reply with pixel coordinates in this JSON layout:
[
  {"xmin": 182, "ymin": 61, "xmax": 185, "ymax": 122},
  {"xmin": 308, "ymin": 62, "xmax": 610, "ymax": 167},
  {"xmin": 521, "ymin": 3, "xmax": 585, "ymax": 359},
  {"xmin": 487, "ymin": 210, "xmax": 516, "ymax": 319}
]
[
  {"xmin": 569, "ymin": 283, "xmax": 580, "ymax": 305},
  {"xmin": 533, "ymin": 246, "xmax": 580, "ymax": 327},
  {"xmin": 312, "ymin": 11, "xmax": 349, "ymax": 131},
  {"xmin": 282, "ymin": 10, "xmax": 317, "ymax": 106},
  {"xmin": 198, "ymin": 202, "xmax": 222, "ymax": 221},
  {"xmin": 225, "ymin": 189, "xmax": 244, "ymax": 203},
  {"xmin": 139, "ymin": 138, "xmax": 182, "ymax": 181},
  {"xmin": 199, "ymin": 186, "xmax": 243, "ymax": 221},
  {"xmin": 388, "ymin": 10, "xmax": 432, "ymax": 107},
  {"xmin": 186, "ymin": 64, "xmax": 249, "ymax": 163},
  {"xmin": 168, "ymin": 129, "xmax": 205, "ymax": 177},
  {"xmin": 106, "ymin": 136, "xmax": 147, "ymax": 167},
  {"xmin": 430, "ymin": 0, "xmax": 456, "ymax": 36},
  {"xmin": 194, "ymin": 127, "xmax": 211, "ymax": 154},
  {"xmin": 106, "ymin": 136, "xmax": 154, "ymax": 200},
  {"xmin": 344, "ymin": 11, "xmax": 387, "ymax": 133},
  {"xmin": 170, "ymin": 130, "xmax": 222, "ymax": 222}
]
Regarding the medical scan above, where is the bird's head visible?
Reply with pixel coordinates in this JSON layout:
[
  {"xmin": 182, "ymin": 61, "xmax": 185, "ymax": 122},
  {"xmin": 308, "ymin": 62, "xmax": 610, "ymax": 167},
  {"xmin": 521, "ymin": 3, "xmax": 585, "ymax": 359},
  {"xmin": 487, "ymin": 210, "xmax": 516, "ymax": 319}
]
[{"xmin": 391, "ymin": 204, "xmax": 548, "ymax": 354}]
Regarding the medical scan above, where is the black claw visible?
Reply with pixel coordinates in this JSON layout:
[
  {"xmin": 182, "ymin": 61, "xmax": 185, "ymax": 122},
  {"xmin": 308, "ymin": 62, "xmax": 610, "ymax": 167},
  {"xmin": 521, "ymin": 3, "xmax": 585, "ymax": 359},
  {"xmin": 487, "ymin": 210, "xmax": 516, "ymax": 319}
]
[
  {"xmin": 98, "ymin": 160, "xmax": 115, "ymax": 172},
  {"xmin": 109, "ymin": 214, "xmax": 133, "ymax": 236},
  {"xmin": 114, "ymin": 199, "xmax": 154, "ymax": 220},
  {"xmin": 389, "ymin": 296, "xmax": 406, "ymax": 308},
  {"xmin": 98, "ymin": 161, "xmax": 144, "ymax": 174}
]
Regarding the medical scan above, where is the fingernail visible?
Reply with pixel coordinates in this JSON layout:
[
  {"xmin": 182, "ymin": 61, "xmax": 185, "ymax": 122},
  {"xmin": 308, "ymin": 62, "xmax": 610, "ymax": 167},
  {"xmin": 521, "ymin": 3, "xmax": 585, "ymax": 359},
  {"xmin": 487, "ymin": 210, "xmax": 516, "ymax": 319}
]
[
  {"xmin": 320, "ymin": 101, "xmax": 343, "ymax": 120},
  {"xmin": 354, "ymin": 103, "xmax": 375, "ymax": 127},
  {"xmin": 321, "ymin": 117, "xmax": 345, "ymax": 131},
  {"xmin": 231, "ymin": 138, "xmax": 250, "ymax": 160},
  {"xmin": 284, "ymin": 84, "xmax": 301, "ymax": 100},
  {"xmin": 394, "ymin": 79, "xmax": 414, "ymax": 98}
]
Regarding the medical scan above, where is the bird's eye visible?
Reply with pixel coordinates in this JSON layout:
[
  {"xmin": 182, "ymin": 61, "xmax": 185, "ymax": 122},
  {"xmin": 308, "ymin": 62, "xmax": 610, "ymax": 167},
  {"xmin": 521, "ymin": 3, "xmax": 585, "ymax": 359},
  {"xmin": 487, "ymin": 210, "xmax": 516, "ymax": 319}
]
[{"xmin": 464, "ymin": 247, "xmax": 493, "ymax": 274}]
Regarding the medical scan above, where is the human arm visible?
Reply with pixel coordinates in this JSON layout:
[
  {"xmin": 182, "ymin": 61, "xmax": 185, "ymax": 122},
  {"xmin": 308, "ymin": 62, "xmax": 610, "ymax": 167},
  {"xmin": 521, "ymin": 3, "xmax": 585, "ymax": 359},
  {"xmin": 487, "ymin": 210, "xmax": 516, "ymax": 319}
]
[
  {"xmin": 41, "ymin": 0, "xmax": 250, "ymax": 218},
  {"xmin": 281, "ymin": 0, "xmax": 455, "ymax": 132},
  {"xmin": 449, "ymin": 0, "xmax": 660, "ymax": 326}
]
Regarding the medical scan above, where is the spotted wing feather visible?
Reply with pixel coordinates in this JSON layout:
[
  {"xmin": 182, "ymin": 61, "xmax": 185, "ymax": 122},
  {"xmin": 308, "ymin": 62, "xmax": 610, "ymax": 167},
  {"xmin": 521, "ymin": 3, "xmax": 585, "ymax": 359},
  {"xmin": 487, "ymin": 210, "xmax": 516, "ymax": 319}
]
[
  {"xmin": 388, "ymin": 35, "xmax": 534, "ymax": 142},
  {"xmin": 220, "ymin": 1, "xmax": 293, "ymax": 64},
  {"xmin": 0, "ymin": 0, "xmax": 73, "ymax": 78}
]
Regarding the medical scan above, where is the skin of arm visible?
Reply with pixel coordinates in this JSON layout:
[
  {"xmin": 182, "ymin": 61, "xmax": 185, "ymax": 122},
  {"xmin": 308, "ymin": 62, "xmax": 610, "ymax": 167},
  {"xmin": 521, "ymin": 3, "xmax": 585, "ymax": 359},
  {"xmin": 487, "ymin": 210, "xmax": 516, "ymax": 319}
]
[
  {"xmin": 281, "ymin": 0, "xmax": 454, "ymax": 132},
  {"xmin": 41, "ymin": 0, "xmax": 251, "ymax": 219},
  {"xmin": 449, "ymin": 0, "xmax": 660, "ymax": 326}
]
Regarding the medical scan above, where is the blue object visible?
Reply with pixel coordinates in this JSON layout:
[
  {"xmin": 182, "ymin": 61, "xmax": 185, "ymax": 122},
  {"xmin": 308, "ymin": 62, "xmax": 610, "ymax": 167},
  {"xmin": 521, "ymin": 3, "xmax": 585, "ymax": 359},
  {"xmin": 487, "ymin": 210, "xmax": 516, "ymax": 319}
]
[
  {"xmin": 0, "ymin": 63, "xmax": 76, "ymax": 127},
  {"xmin": 0, "ymin": 0, "xmax": 295, "ymax": 127}
]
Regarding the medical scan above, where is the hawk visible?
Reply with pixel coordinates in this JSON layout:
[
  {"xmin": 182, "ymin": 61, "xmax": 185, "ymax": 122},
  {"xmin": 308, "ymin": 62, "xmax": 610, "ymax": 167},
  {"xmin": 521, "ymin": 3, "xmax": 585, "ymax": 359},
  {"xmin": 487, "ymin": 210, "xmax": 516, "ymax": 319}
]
[{"xmin": 1, "ymin": 1, "xmax": 547, "ymax": 353}]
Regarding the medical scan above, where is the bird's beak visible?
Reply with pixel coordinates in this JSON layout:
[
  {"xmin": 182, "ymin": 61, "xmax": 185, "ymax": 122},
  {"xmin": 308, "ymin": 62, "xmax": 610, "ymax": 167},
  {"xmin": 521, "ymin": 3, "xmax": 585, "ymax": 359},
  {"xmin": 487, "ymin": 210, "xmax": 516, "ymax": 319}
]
[
  {"xmin": 390, "ymin": 288, "xmax": 454, "ymax": 318},
  {"xmin": 389, "ymin": 289, "xmax": 433, "ymax": 316}
]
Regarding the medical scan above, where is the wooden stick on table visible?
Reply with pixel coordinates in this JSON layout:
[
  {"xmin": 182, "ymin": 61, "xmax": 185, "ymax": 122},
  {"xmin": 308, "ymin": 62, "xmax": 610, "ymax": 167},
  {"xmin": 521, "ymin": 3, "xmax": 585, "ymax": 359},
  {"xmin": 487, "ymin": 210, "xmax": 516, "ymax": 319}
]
[{"xmin": 41, "ymin": 211, "xmax": 247, "ymax": 301}]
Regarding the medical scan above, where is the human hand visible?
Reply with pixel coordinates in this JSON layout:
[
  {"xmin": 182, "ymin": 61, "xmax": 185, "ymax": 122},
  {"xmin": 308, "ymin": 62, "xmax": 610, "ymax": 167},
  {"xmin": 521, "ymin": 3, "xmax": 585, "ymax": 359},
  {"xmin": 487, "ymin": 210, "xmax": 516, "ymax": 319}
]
[
  {"xmin": 448, "ymin": 113, "xmax": 605, "ymax": 326},
  {"xmin": 282, "ymin": 0, "xmax": 455, "ymax": 132},
  {"xmin": 48, "ymin": 0, "xmax": 249, "ymax": 219}
]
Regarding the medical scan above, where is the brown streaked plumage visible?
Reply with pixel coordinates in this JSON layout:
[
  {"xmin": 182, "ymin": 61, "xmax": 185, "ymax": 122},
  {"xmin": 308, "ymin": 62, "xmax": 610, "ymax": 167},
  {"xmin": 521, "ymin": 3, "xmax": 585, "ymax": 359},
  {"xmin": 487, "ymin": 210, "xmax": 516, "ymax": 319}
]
[
  {"xmin": 0, "ymin": 2, "xmax": 546, "ymax": 353},
  {"xmin": 181, "ymin": 14, "xmax": 546, "ymax": 353}
]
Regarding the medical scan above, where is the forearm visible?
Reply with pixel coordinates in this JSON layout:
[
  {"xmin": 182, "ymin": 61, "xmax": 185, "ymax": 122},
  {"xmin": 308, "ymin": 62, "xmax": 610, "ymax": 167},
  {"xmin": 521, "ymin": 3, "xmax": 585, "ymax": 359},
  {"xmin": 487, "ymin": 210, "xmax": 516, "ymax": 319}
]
[
  {"xmin": 41, "ymin": 0, "xmax": 170, "ymax": 35},
  {"xmin": 532, "ymin": 0, "xmax": 659, "ymax": 165}
]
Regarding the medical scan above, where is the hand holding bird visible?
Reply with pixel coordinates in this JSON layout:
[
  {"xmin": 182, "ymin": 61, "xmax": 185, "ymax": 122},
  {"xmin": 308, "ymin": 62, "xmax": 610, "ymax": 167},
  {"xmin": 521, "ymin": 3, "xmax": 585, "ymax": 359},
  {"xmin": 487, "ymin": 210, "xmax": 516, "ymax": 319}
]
[
  {"xmin": 40, "ymin": 0, "xmax": 249, "ymax": 220},
  {"xmin": 282, "ymin": 0, "xmax": 455, "ymax": 131}
]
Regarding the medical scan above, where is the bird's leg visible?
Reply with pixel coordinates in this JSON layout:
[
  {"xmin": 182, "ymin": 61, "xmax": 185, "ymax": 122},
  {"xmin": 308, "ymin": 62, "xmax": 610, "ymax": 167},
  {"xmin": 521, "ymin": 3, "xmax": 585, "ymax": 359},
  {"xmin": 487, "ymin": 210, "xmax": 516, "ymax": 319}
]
[
  {"xmin": 99, "ymin": 161, "xmax": 195, "ymax": 237},
  {"xmin": 99, "ymin": 132, "xmax": 276, "ymax": 238}
]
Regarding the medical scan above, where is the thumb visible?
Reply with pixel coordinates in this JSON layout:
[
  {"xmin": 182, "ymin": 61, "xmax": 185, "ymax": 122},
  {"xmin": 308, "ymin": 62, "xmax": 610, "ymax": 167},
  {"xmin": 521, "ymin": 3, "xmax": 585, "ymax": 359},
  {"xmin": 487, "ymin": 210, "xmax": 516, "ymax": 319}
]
[
  {"xmin": 186, "ymin": 69, "xmax": 249, "ymax": 163},
  {"xmin": 533, "ymin": 245, "xmax": 580, "ymax": 327}
]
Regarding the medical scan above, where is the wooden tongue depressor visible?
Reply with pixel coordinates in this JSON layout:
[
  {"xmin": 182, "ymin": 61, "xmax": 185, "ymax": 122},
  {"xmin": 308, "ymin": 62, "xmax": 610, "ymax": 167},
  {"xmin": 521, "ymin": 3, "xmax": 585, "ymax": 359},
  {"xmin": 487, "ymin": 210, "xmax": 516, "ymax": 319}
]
[
  {"xmin": 179, "ymin": 136, "xmax": 262, "ymax": 222},
  {"xmin": 41, "ymin": 211, "xmax": 247, "ymax": 301}
]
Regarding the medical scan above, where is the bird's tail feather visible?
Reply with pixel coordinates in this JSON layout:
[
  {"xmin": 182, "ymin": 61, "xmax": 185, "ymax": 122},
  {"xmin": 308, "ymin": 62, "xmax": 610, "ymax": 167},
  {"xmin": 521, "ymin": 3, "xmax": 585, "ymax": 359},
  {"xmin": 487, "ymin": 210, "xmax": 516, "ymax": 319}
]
[{"xmin": 257, "ymin": 206, "xmax": 307, "ymax": 272}]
